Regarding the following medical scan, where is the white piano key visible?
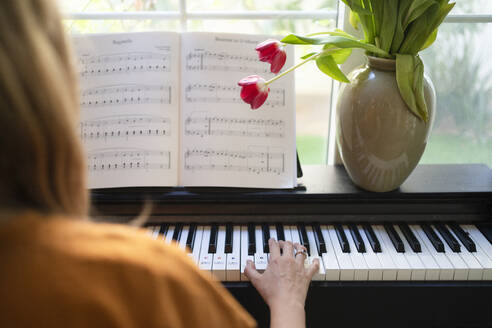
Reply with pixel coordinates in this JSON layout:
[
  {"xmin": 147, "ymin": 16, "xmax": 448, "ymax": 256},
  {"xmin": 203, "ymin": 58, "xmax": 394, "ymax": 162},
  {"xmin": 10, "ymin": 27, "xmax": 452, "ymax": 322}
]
[
  {"xmin": 357, "ymin": 225, "xmax": 383, "ymax": 281},
  {"xmin": 433, "ymin": 224, "xmax": 469, "ymax": 280},
  {"xmin": 364, "ymin": 225, "xmax": 398, "ymax": 281},
  {"xmin": 343, "ymin": 225, "xmax": 368, "ymax": 281},
  {"xmin": 306, "ymin": 226, "xmax": 326, "ymax": 280},
  {"xmin": 212, "ymin": 225, "xmax": 227, "ymax": 281},
  {"xmin": 267, "ymin": 225, "xmax": 278, "ymax": 261},
  {"xmin": 394, "ymin": 225, "xmax": 426, "ymax": 281},
  {"xmin": 164, "ymin": 225, "xmax": 175, "ymax": 244},
  {"xmin": 406, "ymin": 225, "xmax": 440, "ymax": 280},
  {"xmin": 412, "ymin": 225, "xmax": 455, "ymax": 280},
  {"xmin": 240, "ymin": 225, "xmax": 254, "ymax": 281},
  {"xmin": 461, "ymin": 225, "xmax": 492, "ymax": 260},
  {"xmin": 320, "ymin": 225, "xmax": 341, "ymax": 281},
  {"xmin": 327, "ymin": 225, "xmax": 355, "ymax": 281},
  {"xmin": 147, "ymin": 226, "xmax": 158, "ymax": 239},
  {"xmin": 178, "ymin": 225, "xmax": 190, "ymax": 250},
  {"xmin": 290, "ymin": 225, "xmax": 309, "ymax": 268},
  {"xmin": 198, "ymin": 226, "xmax": 213, "ymax": 272},
  {"xmin": 460, "ymin": 225, "xmax": 492, "ymax": 280},
  {"xmin": 446, "ymin": 225, "xmax": 483, "ymax": 280},
  {"xmin": 226, "ymin": 226, "xmax": 241, "ymax": 281},
  {"xmin": 373, "ymin": 225, "xmax": 412, "ymax": 281},
  {"xmin": 190, "ymin": 226, "xmax": 203, "ymax": 265},
  {"xmin": 254, "ymin": 225, "xmax": 268, "ymax": 272}
]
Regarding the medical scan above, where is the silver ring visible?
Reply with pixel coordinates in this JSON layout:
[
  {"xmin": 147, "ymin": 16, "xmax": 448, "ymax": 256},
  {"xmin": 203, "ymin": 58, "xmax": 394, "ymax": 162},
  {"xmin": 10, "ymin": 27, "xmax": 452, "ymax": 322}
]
[{"xmin": 295, "ymin": 249, "xmax": 308, "ymax": 258}]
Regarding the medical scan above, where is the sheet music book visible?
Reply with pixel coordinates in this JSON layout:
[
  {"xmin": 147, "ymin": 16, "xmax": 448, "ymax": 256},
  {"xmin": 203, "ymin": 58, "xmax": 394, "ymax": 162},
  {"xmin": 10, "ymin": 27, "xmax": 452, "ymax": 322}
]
[{"xmin": 73, "ymin": 32, "xmax": 296, "ymax": 189}]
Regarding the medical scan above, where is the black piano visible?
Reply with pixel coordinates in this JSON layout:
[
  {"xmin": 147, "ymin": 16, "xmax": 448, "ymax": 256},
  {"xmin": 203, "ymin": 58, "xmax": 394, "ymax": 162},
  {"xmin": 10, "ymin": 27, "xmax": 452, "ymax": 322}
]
[{"xmin": 91, "ymin": 164, "xmax": 492, "ymax": 328}]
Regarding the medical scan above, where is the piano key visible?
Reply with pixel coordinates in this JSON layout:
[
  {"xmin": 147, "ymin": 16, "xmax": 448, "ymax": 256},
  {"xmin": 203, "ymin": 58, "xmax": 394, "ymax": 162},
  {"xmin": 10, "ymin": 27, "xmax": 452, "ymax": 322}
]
[
  {"xmin": 208, "ymin": 224, "xmax": 218, "ymax": 253},
  {"xmin": 434, "ymin": 223, "xmax": 460, "ymax": 253},
  {"xmin": 262, "ymin": 224, "xmax": 270, "ymax": 253},
  {"xmin": 225, "ymin": 223, "xmax": 233, "ymax": 254},
  {"xmin": 276, "ymin": 223, "xmax": 285, "ymax": 241},
  {"xmin": 190, "ymin": 226, "xmax": 203, "ymax": 265},
  {"xmin": 357, "ymin": 225, "xmax": 383, "ymax": 280},
  {"xmin": 247, "ymin": 223, "xmax": 255, "ymax": 256},
  {"xmin": 343, "ymin": 225, "xmax": 368, "ymax": 280},
  {"xmin": 268, "ymin": 225, "xmax": 278, "ymax": 260},
  {"xmin": 158, "ymin": 224, "xmax": 169, "ymax": 237},
  {"xmin": 147, "ymin": 226, "xmax": 159, "ymax": 239},
  {"xmin": 393, "ymin": 225, "xmax": 426, "ymax": 280},
  {"xmin": 373, "ymin": 225, "xmax": 412, "ymax": 280},
  {"xmin": 313, "ymin": 223, "xmax": 327, "ymax": 254},
  {"xmin": 477, "ymin": 224, "xmax": 492, "ymax": 245},
  {"xmin": 421, "ymin": 224, "xmax": 445, "ymax": 253},
  {"xmin": 254, "ymin": 225, "xmax": 268, "ymax": 272},
  {"xmin": 434, "ymin": 226, "xmax": 469, "ymax": 280},
  {"xmin": 460, "ymin": 225, "xmax": 492, "ymax": 280},
  {"xmin": 326, "ymin": 225, "xmax": 354, "ymax": 280},
  {"xmin": 164, "ymin": 225, "xmax": 175, "ymax": 243},
  {"xmin": 448, "ymin": 223, "xmax": 476, "ymax": 252},
  {"xmin": 361, "ymin": 225, "xmax": 397, "ymax": 281},
  {"xmin": 348, "ymin": 224, "xmax": 365, "ymax": 253},
  {"xmin": 412, "ymin": 225, "xmax": 455, "ymax": 280},
  {"xmin": 406, "ymin": 225, "xmax": 440, "ymax": 280},
  {"xmin": 178, "ymin": 225, "xmax": 190, "ymax": 251},
  {"xmin": 297, "ymin": 224, "xmax": 310, "ymax": 255},
  {"xmin": 198, "ymin": 226, "xmax": 213, "ymax": 272},
  {"xmin": 212, "ymin": 225, "xmax": 227, "ymax": 281},
  {"xmin": 240, "ymin": 225, "xmax": 254, "ymax": 281},
  {"xmin": 290, "ymin": 225, "xmax": 308, "ymax": 267},
  {"xmin": 186, "ymin": 224, "xmax": 197, "ymax": 250},
  {"xmin": 319, "ymin": 225, "xmax": 341, "ymax": 281},
  {"xmin": 305, "ymin": 225, "xmax": 326, "ymax": 280},
  {"xmin": 334, "ymin": 223, "xmax": 350, "ymax": 253},
  {"xmin": 362, "ymin": 224, "xmax": 381, "ymax": 253},
  {"xmin": 226, "ymin": 225, "xmax": 241, "ymax": 281},
  {"xmin": 398, "ymin": 223, "xmax": 421, "ymax": 253},
  {"xmin": 462, "ymin": 225, "xmax": 492, "ymax": 258},
  {"xmin": 446, "ymin": 225, "xmax": 483, "ymax": 280},
  {"xmin": 172, "ymin": 223, "xmax": 182, "ymax": 241},
  {"xmin": 384, "ymin": 224, "xmax": 405, "ymax": 253}
]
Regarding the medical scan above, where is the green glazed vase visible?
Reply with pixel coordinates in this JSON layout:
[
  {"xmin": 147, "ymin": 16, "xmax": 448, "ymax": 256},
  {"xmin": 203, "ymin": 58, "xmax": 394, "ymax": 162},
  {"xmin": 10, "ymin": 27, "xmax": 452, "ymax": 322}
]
[{"xmin": 336, "ymin": 56, "xmax": 436, "ymax": 192}]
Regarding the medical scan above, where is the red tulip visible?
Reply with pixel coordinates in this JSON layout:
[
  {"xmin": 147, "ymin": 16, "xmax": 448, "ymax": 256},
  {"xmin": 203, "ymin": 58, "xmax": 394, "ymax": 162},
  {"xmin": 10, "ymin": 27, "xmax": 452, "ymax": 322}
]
[
  {"xmin": 238, "ymin": 75, "xmax": 269, "ymax": 110},
  {"xmin": 255, "ymin": 39, "xmax": 287, "ymax": 74}
]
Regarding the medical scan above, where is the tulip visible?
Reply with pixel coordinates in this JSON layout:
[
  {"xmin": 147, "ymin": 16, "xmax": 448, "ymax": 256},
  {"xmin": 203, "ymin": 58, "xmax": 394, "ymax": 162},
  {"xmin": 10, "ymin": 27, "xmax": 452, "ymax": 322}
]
[
  {"xmin": 255, "ymin": 39, "xmax": 287, "ymax": 74},
  {"xmin": 237, "ymin": 75, "xmax": 270, "ymax": 110}
]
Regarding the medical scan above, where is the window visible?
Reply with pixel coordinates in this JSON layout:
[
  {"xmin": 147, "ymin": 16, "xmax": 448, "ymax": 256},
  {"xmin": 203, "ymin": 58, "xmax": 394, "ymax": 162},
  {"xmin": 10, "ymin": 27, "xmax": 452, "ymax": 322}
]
[{"xmin": 63, "ymin": 1, "xmax": 492, "ymax": 167}]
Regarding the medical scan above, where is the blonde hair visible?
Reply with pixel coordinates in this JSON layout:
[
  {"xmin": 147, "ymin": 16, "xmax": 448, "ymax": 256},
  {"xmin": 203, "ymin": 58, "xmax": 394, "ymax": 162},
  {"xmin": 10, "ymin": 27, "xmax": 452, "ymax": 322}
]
[{"xmin": 0, "ymin": 0, "xmax": 88, "ymax": 217}]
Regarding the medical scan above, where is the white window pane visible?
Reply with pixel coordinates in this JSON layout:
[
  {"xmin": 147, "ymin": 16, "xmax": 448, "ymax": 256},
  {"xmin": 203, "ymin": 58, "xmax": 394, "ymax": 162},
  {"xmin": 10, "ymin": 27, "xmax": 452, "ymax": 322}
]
[
  {"xmin": 420, "ymin": 22, "xmax": 492, "ymax": 167},
  {"xmin": 451, "ymin": 1, "xmax": 492, "ymax": 14},
  {"xmin": 59, "ymin": 0, "xmax": 179, "ymax": 12},
  {"xmin": 65, "ymin": 19, "xmax": 180, "ymax": 33},
  {"xmin": 187, "ymin": 0, "xmax": 337, "ymax": 11}
]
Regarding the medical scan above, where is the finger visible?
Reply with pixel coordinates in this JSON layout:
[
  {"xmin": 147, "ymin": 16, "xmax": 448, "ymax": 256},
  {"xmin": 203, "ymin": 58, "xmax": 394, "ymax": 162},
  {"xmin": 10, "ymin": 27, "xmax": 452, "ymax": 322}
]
[
  {"xmin": 306, "ymin": 258, "xmax": 320, "ymax": 280},
  {"xmin": 282, "ymin": 241, "xmax": 294, "ymax": 257},
  {"xmin": 269, "ymin": 238, "xmax": 281, "ymax": 259},
  {"xmin": 294, "ymin": 243, "xmax": 307, "ymax": 266},
  {"xmin": 244, "ymin": 260, "xmax": 262, "ymax": 283}
]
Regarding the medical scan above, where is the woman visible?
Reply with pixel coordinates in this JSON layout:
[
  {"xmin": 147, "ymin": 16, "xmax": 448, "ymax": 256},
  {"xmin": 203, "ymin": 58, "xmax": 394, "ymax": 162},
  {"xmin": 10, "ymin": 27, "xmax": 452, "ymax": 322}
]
[{"xmin": 0, "ymin": 1, "xmax": 319, "ymax": 327}]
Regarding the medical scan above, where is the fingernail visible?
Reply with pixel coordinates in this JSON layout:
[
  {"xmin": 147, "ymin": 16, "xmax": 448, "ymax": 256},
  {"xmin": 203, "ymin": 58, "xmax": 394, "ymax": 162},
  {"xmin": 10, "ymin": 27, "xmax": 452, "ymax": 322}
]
[{"xmin": 247, "ymin": 260, "xmax": 253, "ymax": 265}]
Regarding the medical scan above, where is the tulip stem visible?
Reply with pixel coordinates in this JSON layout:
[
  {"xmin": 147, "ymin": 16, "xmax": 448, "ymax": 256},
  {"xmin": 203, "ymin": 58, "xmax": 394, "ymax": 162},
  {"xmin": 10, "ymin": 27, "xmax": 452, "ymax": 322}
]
[{"xmin": 265, "ymin": 53, "xmax": 318, "ymax": 85}]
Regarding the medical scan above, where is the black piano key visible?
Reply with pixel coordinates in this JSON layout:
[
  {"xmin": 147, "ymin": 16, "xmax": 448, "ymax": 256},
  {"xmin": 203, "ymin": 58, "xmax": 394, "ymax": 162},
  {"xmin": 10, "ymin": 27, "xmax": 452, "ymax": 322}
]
[
  {"xmin": 384, "ymin": 224, "xmax": 405, "ymax": 253},
  {"xmin": 313, "ymin": 223, "xmax": 327, "ymax": 254},
  {"xmin": 477, "ymin": 224, "xmax": 492, "ymax": 245},
  {"xmin": 208, "ymin": 224, "xmax": 218, "ymax": 253},
  {"xmin": 398, "ymin": 223, "xmax": 421, "ymax": 253},
  {"xmin": 334, "ymin": 224, "xmax": 350, "ymax": 253},
  {"xmin": 186, "ymin": 224, "xmax": 197, "ymax": 250},
  {"xmin": 362, "ymin": 224, "xmax": 381, "ymax": 253},
  {"xmin": 421, "ymin": 224, "xmax": 445, "ymax": 253},
  {"xmin": 158, "ymin": 223, "xmax": 169, "ymax": 236},
  {"xmin": 348, "ymin": 224, "xmax": 365, "ymax": 253},
  {"xmin": 225, "ymin": 223, "xmax": 233, "ymax": 254},
  {"xmin": 276, "ymin": 223, "xmax": 285, "ymax": 241},
  {"xmin": 172, "ymin": 223, "xmax": 182, "ymax": 241},
  {"xmin": 297, "ymin": 224, "xmax": 310, "ymax": 255},
  {"xmin": 449, "ymin": 223, "xmax": 476, "ymax": 252},
  {"xmin": 435, "ymin": 223, "xmax": 460, "ymax": 252},
  {"xmin": 248, "ymin": 223, "xmax": 256, "ymax": 255},
  {"xmin": 262, "ymin": 224, "xmax": 270, "ymax": 253}
]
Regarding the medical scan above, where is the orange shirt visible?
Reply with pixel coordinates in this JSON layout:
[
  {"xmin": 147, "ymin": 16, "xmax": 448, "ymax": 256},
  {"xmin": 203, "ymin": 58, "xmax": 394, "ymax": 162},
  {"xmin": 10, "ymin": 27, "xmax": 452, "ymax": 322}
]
[{"xmin": 0, "ymin": 212, "xmax": 256, "ymax": 328}]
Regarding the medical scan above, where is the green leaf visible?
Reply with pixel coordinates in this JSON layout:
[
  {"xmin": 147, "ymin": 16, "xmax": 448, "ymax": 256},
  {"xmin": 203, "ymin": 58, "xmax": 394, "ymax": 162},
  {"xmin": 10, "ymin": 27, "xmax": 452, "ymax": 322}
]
[
  {"xmin": 390, "ymin": 0, "xmax": 414, "ymax": 53},
  {"xmin": 316, "ymin": 55, "xmax": 350, "ymax": 83},
  {"xmin": 300, "ymin": 52, "xmax": 317, "ymax": 60},
  {"xmin": 349, "ymin": 10, "xmax": 360, "ymax": 30},
  {"xmin": 378, "ymin": 0, "xmax": 399, "ymax": 53},
  {"xmin": 340, "ymin": 0, "xmax": 372, "ymax": 15},
  {"xmin": 413, "ymin": 56, "xmax": 429, "ymax": 122},
  {"xmin": 396, "ymin": 54, "xmax": 428, "ymax": 122},
  {"xmin": 420, "ymin": 28, "xmax": 438, "ymax": 51},
  {"xmin": 404, "ymin": 0, "xmax": 437, "ymax": 28},
  {"xmin": 320, "ymin": 47, "xmax": 353, "ymax": 64}
]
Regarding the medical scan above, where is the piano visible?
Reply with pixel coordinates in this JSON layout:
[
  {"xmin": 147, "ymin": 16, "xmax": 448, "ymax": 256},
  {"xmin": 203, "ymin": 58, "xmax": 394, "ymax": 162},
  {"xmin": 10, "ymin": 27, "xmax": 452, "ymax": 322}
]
[{"xmin": 91, "ymin": 164, "xmax": 492, "ymax": 328}]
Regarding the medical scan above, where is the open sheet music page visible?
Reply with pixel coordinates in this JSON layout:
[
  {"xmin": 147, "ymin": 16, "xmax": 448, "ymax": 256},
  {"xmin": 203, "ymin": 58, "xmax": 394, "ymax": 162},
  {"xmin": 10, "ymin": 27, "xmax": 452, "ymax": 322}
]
[
  {"xmin": 180, "ymin": 32, "xmax": 296, "ymax": 188},
  {"xmin": 73, "ymin": 32, "xmax": 180, "ymax": 188}
]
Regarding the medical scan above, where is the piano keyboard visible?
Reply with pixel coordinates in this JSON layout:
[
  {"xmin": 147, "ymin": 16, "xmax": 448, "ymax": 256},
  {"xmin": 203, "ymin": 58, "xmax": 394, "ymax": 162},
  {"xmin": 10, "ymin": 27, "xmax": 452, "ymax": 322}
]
[{"xmin": 146, "ymin": 223, "xmax": 492, "ymax": 281}]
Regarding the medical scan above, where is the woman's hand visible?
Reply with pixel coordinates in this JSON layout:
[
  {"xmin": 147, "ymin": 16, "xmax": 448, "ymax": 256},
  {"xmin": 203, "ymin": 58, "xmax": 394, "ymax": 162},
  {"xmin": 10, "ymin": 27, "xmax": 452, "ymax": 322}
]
[{"xmin": 244, "ymin": 238, "xmax": 319, "ymax": 328}]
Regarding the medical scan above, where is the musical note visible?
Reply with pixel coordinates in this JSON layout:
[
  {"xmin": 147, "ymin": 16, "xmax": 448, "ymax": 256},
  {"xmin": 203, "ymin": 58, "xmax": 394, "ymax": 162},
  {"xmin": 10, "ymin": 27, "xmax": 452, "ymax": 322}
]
[
  {"xmin": 185, "ymin": 50, "xmax": 271, "ymax": 74},
  {"xmin": 184, "ymin": 113, "xmax": 284, "ymax": 138},
  {"xmin": 81, "ymin": 84, "xmax": 172, "ymax": 108},
  {"xmin": 184, "ymin": 83, "xmax": 285, "ymax": 107},
  {"xmin": 80, "ymin": 114, "xmax": 171, "ymax": 141},
  {"xmin": 79, "ymin": 52, "xmax": 171, "ymax": 77},
  {"xmin": 184, "ymin": 147, "xmax": 285, "ymax": 175},
  {"xmin": 87, "ymin": 148, "xmax": 171, "ymax": 171}
]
